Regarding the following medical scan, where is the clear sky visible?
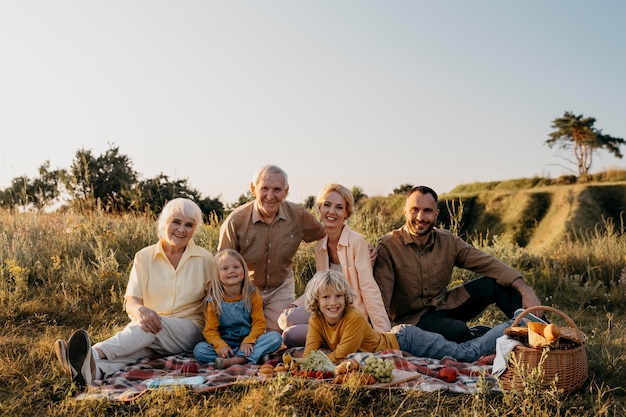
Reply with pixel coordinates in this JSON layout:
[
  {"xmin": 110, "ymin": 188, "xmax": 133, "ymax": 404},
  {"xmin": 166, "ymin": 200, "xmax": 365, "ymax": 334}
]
[{"xmin": 1, "ymin": 1, "xmax": 625, "ymax": 205}]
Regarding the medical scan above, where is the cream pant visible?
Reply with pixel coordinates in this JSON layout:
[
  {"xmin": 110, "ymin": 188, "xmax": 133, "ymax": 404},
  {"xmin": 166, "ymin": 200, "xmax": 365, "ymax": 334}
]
[{"xmin": 94, "ymin": 316, "xmax": 203, "ymax": 377}]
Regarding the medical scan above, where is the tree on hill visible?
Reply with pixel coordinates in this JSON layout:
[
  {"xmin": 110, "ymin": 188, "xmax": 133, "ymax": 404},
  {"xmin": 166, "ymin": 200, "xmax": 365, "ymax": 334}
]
[
  {"xmin": 392, "ymin": 184, "xmax": 414, "ymax": 195},
  {"xmin": 351, "ymin": 186, "xmax": 367, "ymax": 205},
  {"xmin": 545, "ymin": 112, "xmax": 625, "ymax": 179}
]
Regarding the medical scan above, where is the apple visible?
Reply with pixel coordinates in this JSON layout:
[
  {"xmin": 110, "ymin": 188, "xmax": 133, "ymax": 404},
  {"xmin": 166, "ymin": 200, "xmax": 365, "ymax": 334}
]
[
  {"xmin": 181, "ymin": 362, "xmax": 199, "ymax": 374},
  {"xmin": 436, "ymin": 366, "xmax": 458, "ymax": 383}
]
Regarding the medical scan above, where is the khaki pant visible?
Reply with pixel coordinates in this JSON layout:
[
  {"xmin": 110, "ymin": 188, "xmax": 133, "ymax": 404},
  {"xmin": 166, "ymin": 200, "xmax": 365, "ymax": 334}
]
[
  {"xmin": 261, "ymin": 277, "xmax": 295, "ymax": 333},
  {"xmin": 94, "ymin": 316, "xmax": 203, "ymax": 377}
]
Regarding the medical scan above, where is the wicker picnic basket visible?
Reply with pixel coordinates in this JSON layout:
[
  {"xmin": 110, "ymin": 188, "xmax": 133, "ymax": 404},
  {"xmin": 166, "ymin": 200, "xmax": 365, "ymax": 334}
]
[{"xmin": 500, "ymin": 306, "xmax": 587, "ymax": 395}]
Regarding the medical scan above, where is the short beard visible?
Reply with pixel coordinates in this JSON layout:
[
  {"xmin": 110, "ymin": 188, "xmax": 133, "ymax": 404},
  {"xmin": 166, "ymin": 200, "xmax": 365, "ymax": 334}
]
[{"xmin": 408, "ymin": 221, "xmax": 434, "ymax": 236}]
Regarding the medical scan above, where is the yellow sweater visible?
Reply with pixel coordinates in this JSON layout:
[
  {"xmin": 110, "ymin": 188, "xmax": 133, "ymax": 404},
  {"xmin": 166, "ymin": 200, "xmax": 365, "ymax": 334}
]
[{"xmin": 304, "ymin": 306, "xmax": 399, "ymax": 362}]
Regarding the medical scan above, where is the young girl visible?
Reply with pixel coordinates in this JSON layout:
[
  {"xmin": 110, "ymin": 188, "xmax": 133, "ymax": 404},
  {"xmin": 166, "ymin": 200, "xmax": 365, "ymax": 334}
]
[
  {"xmin": 303, "ymin": 270, "xmax": 513, "ymax": 363},
  {"xmin": 193, "ymin": 249, "xmax": 283, "ymax": 368}
]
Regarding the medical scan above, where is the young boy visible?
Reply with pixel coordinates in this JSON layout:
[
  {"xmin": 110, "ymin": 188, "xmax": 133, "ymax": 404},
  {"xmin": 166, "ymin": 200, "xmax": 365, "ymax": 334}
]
[{"xmin": 303, "ymin": 270, "xmax": 513, "ymax": 363}]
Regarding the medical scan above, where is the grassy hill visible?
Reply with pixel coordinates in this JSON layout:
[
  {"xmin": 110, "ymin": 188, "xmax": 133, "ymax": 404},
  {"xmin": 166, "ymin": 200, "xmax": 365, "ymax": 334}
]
[{"xmin": 357, "ymin": 170, "xmax": 626, "ymax": 251}]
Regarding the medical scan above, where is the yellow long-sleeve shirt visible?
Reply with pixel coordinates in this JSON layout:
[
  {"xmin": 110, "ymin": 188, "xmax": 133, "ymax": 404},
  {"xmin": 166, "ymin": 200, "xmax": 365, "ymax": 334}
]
[
  {"xmin": 304, "ymin": 306, "xmax": 399, "ymax": 363},
  {"xmin": 201, "ymin": 289, "xmax": 266, "ymax": 352}
]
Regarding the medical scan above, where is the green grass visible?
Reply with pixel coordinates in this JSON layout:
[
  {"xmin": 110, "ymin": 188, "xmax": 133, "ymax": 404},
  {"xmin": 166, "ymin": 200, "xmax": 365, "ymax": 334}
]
[{"xmin": 1, "ymin": 192, "xmax": 626, "ymax": 416}]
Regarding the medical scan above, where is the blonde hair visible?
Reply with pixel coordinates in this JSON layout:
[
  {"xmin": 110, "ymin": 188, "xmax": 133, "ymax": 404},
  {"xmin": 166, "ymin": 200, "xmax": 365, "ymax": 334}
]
[
  {"xmin": 156, "ymin": 198, "xmax": 203, "ymax": 239},
  {"xmin": 316, "ymin": 183, "xmax": 354, "ymax": 218},
  {"xmin": 206, "ymin": 249, "xmax": 253, "ymax": 316},
  {"xmin": 304, "ymin": 270, "xmax": 354, "ymax": 317}
]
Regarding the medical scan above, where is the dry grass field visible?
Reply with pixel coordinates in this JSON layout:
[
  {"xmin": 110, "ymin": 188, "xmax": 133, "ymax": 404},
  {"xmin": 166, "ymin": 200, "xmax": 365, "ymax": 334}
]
[{"xmin": 1, "ymin": 181, "xmax": 625, "ymax": 416}]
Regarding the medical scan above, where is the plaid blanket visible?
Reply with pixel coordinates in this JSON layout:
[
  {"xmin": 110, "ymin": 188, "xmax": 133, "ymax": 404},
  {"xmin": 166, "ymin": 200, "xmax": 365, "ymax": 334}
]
[{"xmin": 74, "ymin": 349, "xmax": 497, "ymax": 401}]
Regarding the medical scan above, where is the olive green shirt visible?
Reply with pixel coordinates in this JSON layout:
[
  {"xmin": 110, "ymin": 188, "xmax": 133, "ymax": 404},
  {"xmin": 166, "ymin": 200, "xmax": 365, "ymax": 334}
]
[{"xmin": 373, "ymin": 226, "xmax": 521, "ymax": 326}]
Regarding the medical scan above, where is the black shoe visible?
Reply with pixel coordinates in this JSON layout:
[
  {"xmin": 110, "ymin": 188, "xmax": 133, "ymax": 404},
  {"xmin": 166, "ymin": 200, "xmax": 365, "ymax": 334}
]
[
  {"xmin": 469, "ymin": 325, "xmax": 492, "ymax": 339},
  {"xmin": 67, "ymin": 329, "xmax": 95, "ymax": 387}
]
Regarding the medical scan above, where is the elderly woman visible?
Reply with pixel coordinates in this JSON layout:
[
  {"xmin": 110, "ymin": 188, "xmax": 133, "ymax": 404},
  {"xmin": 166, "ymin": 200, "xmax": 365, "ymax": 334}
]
[{"xmin": 54, "ymin": 198, "xmax": 212, "ymax": 386}]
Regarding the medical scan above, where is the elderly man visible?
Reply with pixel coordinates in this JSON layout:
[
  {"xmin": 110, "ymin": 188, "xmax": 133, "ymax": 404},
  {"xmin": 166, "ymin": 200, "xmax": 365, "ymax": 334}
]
[
  {"xmin": 373, "ymin": 185, "xmax": 542, "ymax": 343},
  {"xmin": 218, "ymin": 165, "xmax": 326, "ymax": 333}
]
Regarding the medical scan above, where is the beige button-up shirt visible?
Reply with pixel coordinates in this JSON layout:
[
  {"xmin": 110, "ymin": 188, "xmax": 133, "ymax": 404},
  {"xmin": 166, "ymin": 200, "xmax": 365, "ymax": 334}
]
[
  {"xmin": 124, "ymin": 239, "xmax": 213, "ymax": 328},
  {"xmin": 218, "ymin": 200, "xmax": 326, "ymax": 291},
  {"xmin": 373, "ymin": 226, "xmax": 521, "ymax": 326}
]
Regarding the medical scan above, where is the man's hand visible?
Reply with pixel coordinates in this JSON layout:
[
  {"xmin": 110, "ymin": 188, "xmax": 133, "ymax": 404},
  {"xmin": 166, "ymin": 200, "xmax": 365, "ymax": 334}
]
[{"xmin": 512, "ymin": 277, "xmax": 543, "ymax": 317}]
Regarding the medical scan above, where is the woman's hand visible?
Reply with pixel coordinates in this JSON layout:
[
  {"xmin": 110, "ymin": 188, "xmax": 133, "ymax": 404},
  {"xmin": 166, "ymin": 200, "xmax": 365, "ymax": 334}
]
[
  {"xmin": 125, "ymin": 296, "xmax": 162, "ymax": 334},
  {"xmin": 368, "ymin": 244, "xmax": 378, "ymax": 266},
  {"xmin": 136, "ymin": 305, "xmax": 163, "ymax": 334}
]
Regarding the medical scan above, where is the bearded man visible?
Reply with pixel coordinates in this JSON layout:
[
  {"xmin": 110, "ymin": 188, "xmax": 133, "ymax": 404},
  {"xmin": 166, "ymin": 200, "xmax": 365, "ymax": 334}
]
[{"xmin": 373, "ymin": 186, "xmax": 542, "ymax": 343}]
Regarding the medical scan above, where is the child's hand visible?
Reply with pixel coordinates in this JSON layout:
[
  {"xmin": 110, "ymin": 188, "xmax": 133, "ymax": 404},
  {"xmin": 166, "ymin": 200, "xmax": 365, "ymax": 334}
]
[
  {"xmin": 217, "ymin": 346, "xmax": 233, "ymax": 358},
  {"xmin": 239, "ymin": 343, "xmax": 254, "ymax": 356}
]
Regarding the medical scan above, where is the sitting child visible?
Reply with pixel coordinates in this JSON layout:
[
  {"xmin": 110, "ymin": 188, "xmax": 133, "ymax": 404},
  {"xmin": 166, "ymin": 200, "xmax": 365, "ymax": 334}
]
[
  {"xmin": 193, "ymin": 249, "xmax": 282, "ymax": 368},
  {"xmin": 303, "ymin": 270, "xmax": 513, "ymax": 363}
]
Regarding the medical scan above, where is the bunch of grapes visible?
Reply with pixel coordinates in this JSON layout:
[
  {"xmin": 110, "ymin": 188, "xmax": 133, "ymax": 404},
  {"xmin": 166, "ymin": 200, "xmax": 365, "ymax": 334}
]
[{"xmin": 362, "ymin": 355, "xmax": 394, "ymax": 383}]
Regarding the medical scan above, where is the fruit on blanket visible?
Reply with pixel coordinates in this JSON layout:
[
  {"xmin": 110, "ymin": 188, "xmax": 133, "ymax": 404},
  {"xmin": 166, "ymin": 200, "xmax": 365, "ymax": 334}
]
[
  {"xmin": 274, "ymin": 363, "xmax": 288, "ymax": 373},
  {"xmin": 437, "ymin": 366, "xmax": 458, "ymax": 383},
  {"xmin": 282, "ymin": 352, "xmax": 292, "ymax": 365},
  {"xmin": 259, "ymin": 364, "xmax": 275, "ymax": 378},
  {"xmin": 181, "ymin": 362, "xmax": 198, "ymax": 374},
  {"xmin": 335, "ymin": 358, "xmax": 361, "ymax": 375},
  {"xmin": 362, "ymin": 355, "xmax": 394, "ymax": 383},
  {"xmin": 544, "ymin": 323, "xmax": 561, "ymax": 342},
  {"xmin": 335, "ymin": 362, "xmax": 348, "ymax": 375},
  {"xmin": 357, "ymin": 372, "xmax": 378, "ymax": 385},
  {"xmin": 332, "ymin": 373, "xmax": 348, "ymax": 384},
  {"xmin": 345, "ymin": 358, "xmax": 360, "ymax": 372},
  {"xmin": 332, "ymin": 372, "xmax": 376, "ymax": 385}
]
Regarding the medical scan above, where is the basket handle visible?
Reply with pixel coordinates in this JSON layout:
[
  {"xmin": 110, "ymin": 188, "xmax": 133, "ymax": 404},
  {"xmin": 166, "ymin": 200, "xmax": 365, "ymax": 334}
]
[{"xmin": 511, "ymin": 305, "xmax": 580, "ymax": 331}]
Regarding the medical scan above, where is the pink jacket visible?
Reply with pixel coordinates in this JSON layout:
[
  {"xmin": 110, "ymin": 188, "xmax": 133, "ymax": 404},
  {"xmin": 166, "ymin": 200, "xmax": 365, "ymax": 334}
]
[{"xmin": 315, "ymin": 225, "xmax": 391, "ymax": 332}]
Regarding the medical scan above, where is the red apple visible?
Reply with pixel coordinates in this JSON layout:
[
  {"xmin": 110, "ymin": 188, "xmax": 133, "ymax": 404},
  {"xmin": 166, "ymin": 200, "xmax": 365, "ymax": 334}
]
[
  {"xmin": 181, "ymin": 362, "xmax": 199, "ymax": 374},
  {"xmin": 436, "ymin": 366, "xmax": 458, "ymax": 383}
]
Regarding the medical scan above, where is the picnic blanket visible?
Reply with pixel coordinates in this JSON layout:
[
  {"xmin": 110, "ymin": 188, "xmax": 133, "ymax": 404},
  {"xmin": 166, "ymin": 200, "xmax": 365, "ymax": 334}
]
[{"xmin": 74, "ymin": 349, "xmax": 498, "ymax": 401}]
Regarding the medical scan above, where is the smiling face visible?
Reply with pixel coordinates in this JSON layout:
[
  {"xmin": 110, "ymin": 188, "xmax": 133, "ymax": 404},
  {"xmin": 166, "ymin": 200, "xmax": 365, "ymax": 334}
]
[
  {"xmin": 251, "ymin": 173, "xmax": 289, "ymax": 223},
  {"xmin": 318, "ymin": 288, "xmax": 346, "ymax": 325},
  {"xmin": 217, "ymin": 253, "xmax": 245, "ymax": 290},
  {"xmin": 163, "ymin": 214, "xmax": 196, "ymax": 250},
  {"xmin": 404, "ymin": 190, "xmax": 439, "ymax": 241},
  {"xmin": 318, "ymin": 191, "xmax": 348, "ymax": 230}
]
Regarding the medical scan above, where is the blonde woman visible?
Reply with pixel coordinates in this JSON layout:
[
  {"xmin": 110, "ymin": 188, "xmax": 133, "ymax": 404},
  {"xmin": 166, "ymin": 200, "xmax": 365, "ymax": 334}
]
[{"xmin": 280, "ymin": 184, "xmax": 389, "ymax": 347}]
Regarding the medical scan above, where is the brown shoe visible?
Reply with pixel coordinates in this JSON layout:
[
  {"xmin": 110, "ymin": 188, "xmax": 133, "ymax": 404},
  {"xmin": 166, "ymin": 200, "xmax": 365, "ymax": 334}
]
[
  {"xmin": 54, "ymin": 339, "xmax": 70, "ymax": 375},
  {"xmin": 215, "ymin": 356, "xmax": 247, "ymax": 369}
]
